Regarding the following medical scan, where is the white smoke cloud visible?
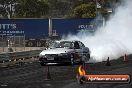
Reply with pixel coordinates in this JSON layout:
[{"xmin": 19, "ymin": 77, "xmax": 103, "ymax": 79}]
[{"xmin": 64, "ymin": 0, "xmax": 132, "ymax": 62}]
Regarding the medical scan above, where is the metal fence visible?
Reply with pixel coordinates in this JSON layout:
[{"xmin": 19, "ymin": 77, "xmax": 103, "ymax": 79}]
[
  {"xmin": 0, "ymin": 35, "xmax": 25, "ymax": 47},
  {"xmin": 0, "ymin": 35, "xmax": 25, "ymax": 52}
]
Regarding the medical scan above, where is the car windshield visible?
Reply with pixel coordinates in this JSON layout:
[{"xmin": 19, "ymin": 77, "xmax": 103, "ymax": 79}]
[{"xmin": 50, "ymin": 41, "xmax": 74, "ymax": 48}]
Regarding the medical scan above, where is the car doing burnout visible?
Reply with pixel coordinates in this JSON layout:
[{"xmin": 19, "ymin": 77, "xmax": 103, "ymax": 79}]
[{"xmin": 39, "ymin": 40, "xmax": 90, "ymax": 66}]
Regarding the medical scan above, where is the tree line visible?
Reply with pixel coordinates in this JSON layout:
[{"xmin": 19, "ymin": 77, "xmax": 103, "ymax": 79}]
[{"xmin": 0, "ymin": 0, "xmax": 121, "ymax": 19}]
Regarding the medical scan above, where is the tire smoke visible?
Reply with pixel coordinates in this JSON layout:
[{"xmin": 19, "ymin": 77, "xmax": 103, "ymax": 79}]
[{"xmin": 64, "ymin": 0, "xmax": 132, "ymax": 62}]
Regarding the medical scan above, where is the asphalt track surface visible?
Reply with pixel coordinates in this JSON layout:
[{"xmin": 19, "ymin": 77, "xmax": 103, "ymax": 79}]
[{"xmin": 0, "ymin": 55, "xmax": 132, "ymax": 88}]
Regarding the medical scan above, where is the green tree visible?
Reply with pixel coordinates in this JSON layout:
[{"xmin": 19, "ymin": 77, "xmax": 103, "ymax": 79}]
[
  {"xmin": 16, "ymin": 0, "xmax": 49, "ymax": 18},
  {"xmin": 71, "ymin": 3, "xmax": 96, "ymax": 18},
  {"xmin": 0, "ymin": 0, "xmax": 17, "ymax": 18},
  {"xmin": 47, "ymin": 0, "xmax": 72, "ymax": 17}
]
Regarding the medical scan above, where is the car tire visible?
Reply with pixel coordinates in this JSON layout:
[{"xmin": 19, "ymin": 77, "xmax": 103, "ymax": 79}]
[
  {"xmin": 87, "ymin": 53, "xmax": 90, "ymax": 59},
  {"xmin": 79, "ymin": 56, "xmax": 86, "ymax": 67},
  {"xmin": 70, "ymin": 54, "xmax": 75, "ymax": 65},
  {"xmin": 40, "ymin": 62, "xmax": 46, "ymax": 66}
]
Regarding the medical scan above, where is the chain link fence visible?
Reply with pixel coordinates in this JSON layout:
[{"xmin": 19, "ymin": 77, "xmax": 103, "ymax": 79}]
[
  {"xmin": 0, "ymin": 35, "xmax": 25, "ymax": 52},
  {"xmin": 0, "ymin": 35, "xmax": 50, "ymax": 53}
]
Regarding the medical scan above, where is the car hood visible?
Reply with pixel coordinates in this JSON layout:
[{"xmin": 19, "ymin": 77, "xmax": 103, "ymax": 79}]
[{"xmin": 39, "ymin": 48, "xmax": 74, "ymax": 55}]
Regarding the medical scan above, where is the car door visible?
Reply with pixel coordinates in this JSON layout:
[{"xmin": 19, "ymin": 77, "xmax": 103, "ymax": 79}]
[
  {"xmin": 78, "ymin": 41, "xmax": 90, "ymax": 61},
  {"xmin": 73, "ymin": 41, "xmax": 83, "ymax": 60},
  {"xmin": 78, "ymin": 41, "xmax": 89, "ymax": 54}
]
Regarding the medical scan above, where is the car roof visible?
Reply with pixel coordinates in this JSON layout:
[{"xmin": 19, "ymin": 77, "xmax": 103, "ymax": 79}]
[{"xmin": 56, "ymin": 40, "xmax": 80, "ymax": 43}]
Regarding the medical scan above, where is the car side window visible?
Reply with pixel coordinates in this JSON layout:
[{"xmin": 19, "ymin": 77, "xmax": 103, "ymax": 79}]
[
  {"xmin": 78, "ymin": 41, "xmax": 85, "ymax": 48},
  {"xmin": 74, "ymin": 41, "xmax": 80, "ymax": 49}
]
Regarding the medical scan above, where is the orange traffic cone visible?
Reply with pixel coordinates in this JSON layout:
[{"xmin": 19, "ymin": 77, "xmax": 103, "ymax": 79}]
[
  {"xmin": 105, "ymin": 57, "xmax": 111, "ymax": 66},
  {"xmin": 123, "ymin": 54, "xmax": 128, "ymax": 62}
]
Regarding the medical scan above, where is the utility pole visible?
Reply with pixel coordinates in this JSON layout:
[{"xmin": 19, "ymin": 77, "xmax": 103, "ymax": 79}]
[
  {"xmin": 7, "ymin": 39, "xmax": 10, "ymax": 52},
  {"xmin": 23, "ymin": 35, "xmax": 25, "ymax": 51},
  {"xmin": 95, "ymin": 0, "xmax": 101, "ymax": 17},
  {"xmin": 48, "ymin": 16, "xmax": 52, "ymax": 37}
]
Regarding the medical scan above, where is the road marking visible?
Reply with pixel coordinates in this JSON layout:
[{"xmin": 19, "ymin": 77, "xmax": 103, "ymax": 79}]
[
  {"xmin": 1, "ymin": 84, "xmax": 8, "ymax": 87},
  {"xmin": 45, "ymin": 83, "xmax": 52, "ymax": 86}
]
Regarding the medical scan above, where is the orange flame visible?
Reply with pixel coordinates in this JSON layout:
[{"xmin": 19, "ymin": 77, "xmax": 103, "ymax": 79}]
[{"xmin": 78, "ymin": 65, "xmax": 86, "ymax": 76}]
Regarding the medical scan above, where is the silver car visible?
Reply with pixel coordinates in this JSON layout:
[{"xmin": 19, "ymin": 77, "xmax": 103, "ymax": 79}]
[{"xmin": 39, "ymin": 40, "xmax": 90, "ymax": 66}]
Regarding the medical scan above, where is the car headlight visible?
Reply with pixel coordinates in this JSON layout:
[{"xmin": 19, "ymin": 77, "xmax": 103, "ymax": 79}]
[
  {"xmin": 39, "ymin": 54, "xmax": 43, "ymax": 57},
  {"xmin": 39, "ymin": 53, "xmax": 46, "ymax": 58}
]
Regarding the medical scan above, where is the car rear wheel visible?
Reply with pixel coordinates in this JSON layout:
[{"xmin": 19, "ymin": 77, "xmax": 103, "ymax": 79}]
[
  {"xmin": 71, "ymin": 54, "xmax": 74, "ymax": 65},
  {"xmin": 79, "ymin": 56, "xmax": 86, "ymax": 68},
  {"xmin": 87, "ymin": 53, "xmax": 90, "ymax": 59},
  {"xmin": 40, "ymin": 62, "xmax": 46, "ymax": 66}
]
